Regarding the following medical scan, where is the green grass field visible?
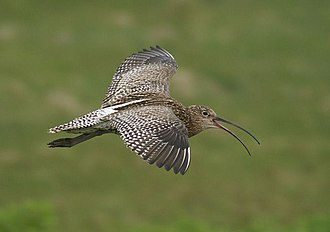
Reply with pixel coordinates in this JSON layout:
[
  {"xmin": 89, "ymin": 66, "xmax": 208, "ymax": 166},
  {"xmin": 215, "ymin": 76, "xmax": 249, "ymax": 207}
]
[{"xmin": 1, "ymin": 0, "xmax": 329, "ymax": 231}]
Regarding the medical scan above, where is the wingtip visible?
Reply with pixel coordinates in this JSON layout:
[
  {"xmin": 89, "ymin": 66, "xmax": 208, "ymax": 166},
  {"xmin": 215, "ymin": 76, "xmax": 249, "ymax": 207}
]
[{"xmin": 154, "ymin": 45, "xmax": 162, "ymax": 50}]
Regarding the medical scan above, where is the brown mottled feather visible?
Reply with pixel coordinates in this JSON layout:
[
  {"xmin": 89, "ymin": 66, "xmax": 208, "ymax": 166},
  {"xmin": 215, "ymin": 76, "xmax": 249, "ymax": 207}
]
[{"xmin": 101, "ymin": 46, "xmax": 178, "ymax": 108}]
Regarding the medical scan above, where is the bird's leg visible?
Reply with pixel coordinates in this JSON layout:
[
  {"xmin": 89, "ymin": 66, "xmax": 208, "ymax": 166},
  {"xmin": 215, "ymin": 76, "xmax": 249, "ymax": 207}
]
[{"xmin": 48, "ymin": 130, "xmax": 109, "ymax": 148}]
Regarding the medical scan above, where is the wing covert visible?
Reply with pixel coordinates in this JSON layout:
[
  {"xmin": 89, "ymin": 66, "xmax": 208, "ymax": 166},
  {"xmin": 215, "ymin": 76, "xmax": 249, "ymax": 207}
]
[{"xmin": 111, "ymin": 105, "xmax": 191, "ymax": 175}]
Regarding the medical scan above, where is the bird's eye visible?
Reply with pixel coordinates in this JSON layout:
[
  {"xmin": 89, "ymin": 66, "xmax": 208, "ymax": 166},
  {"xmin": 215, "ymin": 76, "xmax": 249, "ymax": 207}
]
[{"xmin": 202, "ymin": 111, "xmax": 209, "ymax": 117}]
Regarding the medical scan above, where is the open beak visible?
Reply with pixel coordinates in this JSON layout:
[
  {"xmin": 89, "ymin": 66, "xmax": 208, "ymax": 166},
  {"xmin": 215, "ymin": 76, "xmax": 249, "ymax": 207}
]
[{"xmin": 213, "ymin": 116, "xmax": 260, "ymax": 156}]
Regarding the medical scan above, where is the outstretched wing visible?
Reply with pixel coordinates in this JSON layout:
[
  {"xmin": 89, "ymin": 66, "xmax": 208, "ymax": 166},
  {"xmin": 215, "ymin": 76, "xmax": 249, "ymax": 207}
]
[
  {"xmin": 101, "ymin": 46, "xmax": 178, "ymax": 108},
  {"xmin": 111, "ymin": 105, "xmax": 190, "ymax": 175}
]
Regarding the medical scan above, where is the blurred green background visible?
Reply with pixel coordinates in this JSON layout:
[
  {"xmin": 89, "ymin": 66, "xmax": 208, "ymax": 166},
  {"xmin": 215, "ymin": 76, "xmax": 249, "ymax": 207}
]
[{"xmin": 1, "ymin": 0, "xmax": 329, "ymax": 231}]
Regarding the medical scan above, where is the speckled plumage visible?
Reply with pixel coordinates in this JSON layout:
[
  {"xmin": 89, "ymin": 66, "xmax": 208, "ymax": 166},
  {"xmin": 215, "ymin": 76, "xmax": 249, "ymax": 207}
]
[{"xmin": 48, "ymin": 46, "xmax": 259, "ymax": 175}]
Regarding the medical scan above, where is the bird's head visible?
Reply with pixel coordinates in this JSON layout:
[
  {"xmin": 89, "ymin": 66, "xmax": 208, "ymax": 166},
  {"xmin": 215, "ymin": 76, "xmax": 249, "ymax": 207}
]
[{"xmin": 187, "ymin": 105, "xmax": 260, "ymax": 156}]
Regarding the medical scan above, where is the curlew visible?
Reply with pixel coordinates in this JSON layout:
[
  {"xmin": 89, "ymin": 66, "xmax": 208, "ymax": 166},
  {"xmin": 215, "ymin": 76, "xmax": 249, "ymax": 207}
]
[{"xmin": 48, "ymin": 46, "xmax": 260, "ymax": 175}]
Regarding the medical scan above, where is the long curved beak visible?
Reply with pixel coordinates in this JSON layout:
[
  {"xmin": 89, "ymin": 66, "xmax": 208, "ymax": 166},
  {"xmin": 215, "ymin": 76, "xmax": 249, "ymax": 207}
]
[{"xmin": 213, "ymin": 116, "xmax": 260, "ymax": 156}]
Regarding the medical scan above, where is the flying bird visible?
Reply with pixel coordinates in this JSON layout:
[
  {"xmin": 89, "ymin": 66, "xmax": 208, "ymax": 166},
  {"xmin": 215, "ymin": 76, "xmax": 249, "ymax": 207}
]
[{"xmin": 48, "ymin": 46, "xmax": 260, "ymax": 175}]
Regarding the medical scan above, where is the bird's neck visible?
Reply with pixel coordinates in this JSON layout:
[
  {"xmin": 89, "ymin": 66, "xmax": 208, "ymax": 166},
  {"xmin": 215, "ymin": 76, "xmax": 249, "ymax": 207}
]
[
  {"xmin": 185, "ymin": 106, "xmax": 204, "ymax": 137},
  {"xmin": 151, "ymin": 97, "xmax": 199, "ymax": 137}
]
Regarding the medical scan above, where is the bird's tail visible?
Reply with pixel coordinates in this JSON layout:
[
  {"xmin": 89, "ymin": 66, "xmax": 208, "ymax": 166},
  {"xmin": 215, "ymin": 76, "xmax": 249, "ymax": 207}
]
[{"xmin": 48, "ymin": 108, "xmax": 115, "ymax": 134}]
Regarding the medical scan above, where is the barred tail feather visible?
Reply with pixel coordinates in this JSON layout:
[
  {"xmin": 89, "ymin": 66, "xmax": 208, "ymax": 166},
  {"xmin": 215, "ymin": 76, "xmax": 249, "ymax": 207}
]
[{"xmin": 48, "ymin": 108, "xmax": 116, "ymax": 134}]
